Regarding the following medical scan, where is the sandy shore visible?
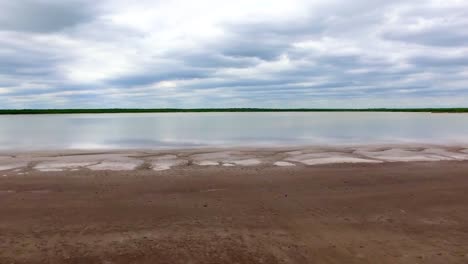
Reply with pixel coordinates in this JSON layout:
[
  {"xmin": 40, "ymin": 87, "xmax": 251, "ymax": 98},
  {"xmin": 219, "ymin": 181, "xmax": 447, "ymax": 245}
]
[
  {"xmin": 1, "ymin": 156, "xmax": 468, "ymax": 263},
  {"xmin": 2, "ymin": 145, "xmax": 468, "ymax": 174}
]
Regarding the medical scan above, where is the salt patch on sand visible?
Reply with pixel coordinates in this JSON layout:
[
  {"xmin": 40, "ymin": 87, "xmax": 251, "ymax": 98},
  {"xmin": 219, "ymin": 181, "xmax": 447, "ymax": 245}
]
[
  {"xmin": 231, "ymin": 159, "xmax": 261, "ymax": 166},
  {"xmin": 194, "ymin": 161, "xmax": 219, "ymax": 166},
  {"xmin": 191, "ymin": 152, "xmax": 233, "ymax": 166},
  {"xmin": 0, "ymin": 162, "xmax": 28, "ymax": 171},
  {"xmin": 458, "ymin": 149, "xmax": 468, "ymax": 154},
  {"xmin": 301, "ymin": 157, "xmax": 381, "ymax": 165},
  {"xmin": 87, "ymin": 160, "xmax": 143, "ymax": 171},
  {"xmin": 191, "ymin": 151, "xmax": 238, "ymax": 161},
  {"xmin": 150, "ymin": 155, "xmax": 187, "ymax": 171},
  {"xmin": 285, "ymin": 151, "xmax": 302, "ymax": 155},
  {"xmin": 286, "ymin": 152, "xmax": 381, "ymax": 165},
  {"xmin": 1, "ymin": 147, "xmax": 466, "ymax": 172},
  {"xmin": 191, "ymin": 151, "xmax": 261, "ymax": 166},
  {"xmin": 422, "ymin": 148, "xmax": 468, "ymax": 160},
  {"xmin": 274, "ymin": 161, "xmax": 296, "ymax": 167},
  {"xmin": 356, "ymin": 149, "xmax": 451, "ymax": 162},
  {"xmin": 34, "ymin": 162, "xmax": 95, "ymax": 172}
]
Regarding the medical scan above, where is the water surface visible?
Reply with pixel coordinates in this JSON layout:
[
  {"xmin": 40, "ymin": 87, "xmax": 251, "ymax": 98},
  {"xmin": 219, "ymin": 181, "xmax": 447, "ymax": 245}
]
[{"xmin": 1, "ymin": 112, "xmax": 468, "ymax": 150}]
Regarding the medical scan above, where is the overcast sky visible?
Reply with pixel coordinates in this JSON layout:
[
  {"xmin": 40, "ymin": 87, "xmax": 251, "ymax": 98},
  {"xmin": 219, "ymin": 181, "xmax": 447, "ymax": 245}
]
[{"xmin": 1, "ymin": 0, "xmax": 467, "ymax": 108}]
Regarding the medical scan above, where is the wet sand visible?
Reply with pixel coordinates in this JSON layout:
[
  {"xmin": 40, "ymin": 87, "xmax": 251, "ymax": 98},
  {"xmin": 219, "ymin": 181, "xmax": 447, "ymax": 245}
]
[{"xmin": 1, "ymin": 160, "xmax": 468, "ymax": 263}]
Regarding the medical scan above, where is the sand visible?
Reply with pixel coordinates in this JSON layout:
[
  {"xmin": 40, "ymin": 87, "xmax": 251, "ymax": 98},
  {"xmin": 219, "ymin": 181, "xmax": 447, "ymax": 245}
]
[{"xmin": 1, "ymin": 146, "xmax": 468, "ymax": 263}]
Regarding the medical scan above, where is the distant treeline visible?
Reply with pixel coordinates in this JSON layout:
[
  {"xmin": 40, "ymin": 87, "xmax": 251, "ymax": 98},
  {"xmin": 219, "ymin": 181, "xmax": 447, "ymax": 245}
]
[{"xmin": 0, "ymin": 108, "xmax": 468, "ymax": 115}]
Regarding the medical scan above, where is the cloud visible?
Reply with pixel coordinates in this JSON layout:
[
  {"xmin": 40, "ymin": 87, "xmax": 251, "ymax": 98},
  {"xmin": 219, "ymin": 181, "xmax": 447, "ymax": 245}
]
[
  {"xmin": 0, "ymin": 0, "xmax": 468, "ymax": 108},
  {"xmin": 382, "ymin": 4, "xmax": 468, "ymax": 47},
  {"xmin": 0, "ymin": 0, "xmax": 96, "ymax": 33}
]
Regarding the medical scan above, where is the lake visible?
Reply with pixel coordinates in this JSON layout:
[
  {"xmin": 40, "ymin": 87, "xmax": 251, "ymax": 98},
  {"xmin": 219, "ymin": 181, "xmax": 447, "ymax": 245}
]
[{"xmin": 1, "ymin": 112, "xmax": 468, "ymax": 150}]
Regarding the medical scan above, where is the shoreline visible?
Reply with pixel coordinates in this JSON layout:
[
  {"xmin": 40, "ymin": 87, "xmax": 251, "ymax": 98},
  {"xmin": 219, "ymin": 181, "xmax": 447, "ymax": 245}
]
[{"xmin": 2, "ymin": 144, "xmax": 468, "ymax": 173}]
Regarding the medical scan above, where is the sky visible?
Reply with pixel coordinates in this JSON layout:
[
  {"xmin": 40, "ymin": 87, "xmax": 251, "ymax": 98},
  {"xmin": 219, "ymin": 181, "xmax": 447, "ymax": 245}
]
[{"xmin": 1, "ymin": 0, "xmax": 468, "ymax": 109}]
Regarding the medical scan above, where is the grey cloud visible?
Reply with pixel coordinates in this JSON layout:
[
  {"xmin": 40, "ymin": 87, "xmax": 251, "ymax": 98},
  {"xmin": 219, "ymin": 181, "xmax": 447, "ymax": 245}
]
[
  {"xmin": 383, "ymin": 26, "xmax": 468, "ymax": 47},
  {"xmin": 0, "ymin": 48, "xmax": 60, "ymax": 76},
  {"xmin": 219, "ymin": 41, "xmax": 287, "ymax": 61},
  {"xmin": 1, "ymin": 0, "xmax": 468, "ymax": 108},
  {"xmin": 0, "ymin": 0, "xmax": 95, "ymax": 33},
  {"xmin": 108, "ymin": 67, "xmax": 214, "ymax": 87},
  {"xmin": 213, "ymin": 17, "xmax": 327, "ymax": 61},
  {"xmin": 175, "ymin": 52, "xmax": 259, "ymax": 69},
  {"xmin": 409, "ymin": 56, "xmax": 468, "ymax": 68}
]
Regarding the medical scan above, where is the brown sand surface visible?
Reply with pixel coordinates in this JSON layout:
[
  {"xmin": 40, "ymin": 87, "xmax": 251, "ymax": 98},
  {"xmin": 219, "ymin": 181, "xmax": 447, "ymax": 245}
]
[{"xmin": 1, "ymin": 161, "xmax": 468, "ymax": 263}]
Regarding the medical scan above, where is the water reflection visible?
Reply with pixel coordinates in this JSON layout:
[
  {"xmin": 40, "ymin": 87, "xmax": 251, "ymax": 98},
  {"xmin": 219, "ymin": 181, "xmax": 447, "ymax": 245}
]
[{"xmin": 0, "ymin": 112, "xmax": 467, "ymax": 150}]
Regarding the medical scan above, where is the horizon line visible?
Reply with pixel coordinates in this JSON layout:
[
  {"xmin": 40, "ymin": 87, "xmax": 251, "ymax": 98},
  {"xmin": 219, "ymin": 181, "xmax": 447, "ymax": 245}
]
[{"xmin": 1, "ymin": 108, "xmax": 468, "ymax": 115}]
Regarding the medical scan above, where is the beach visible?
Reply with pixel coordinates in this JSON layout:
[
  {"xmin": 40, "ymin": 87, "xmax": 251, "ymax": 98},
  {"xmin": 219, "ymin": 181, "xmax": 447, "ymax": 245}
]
[
  {"xmin": 1, "ymin": 147, "xmax": 468, "ymax": 263},
  {"xmin": 3, "ymin": 0, "xmax": 468, "ymax": 262}
]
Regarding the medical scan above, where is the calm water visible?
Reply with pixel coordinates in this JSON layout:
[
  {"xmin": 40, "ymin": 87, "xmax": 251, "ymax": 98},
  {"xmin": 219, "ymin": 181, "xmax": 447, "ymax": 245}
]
[{"xmin": 1, "ymin": 112, "xmax": 468, "ymax": 150}]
